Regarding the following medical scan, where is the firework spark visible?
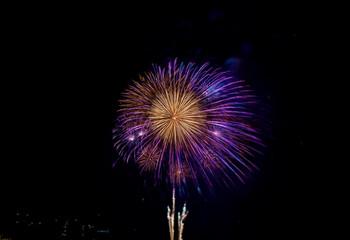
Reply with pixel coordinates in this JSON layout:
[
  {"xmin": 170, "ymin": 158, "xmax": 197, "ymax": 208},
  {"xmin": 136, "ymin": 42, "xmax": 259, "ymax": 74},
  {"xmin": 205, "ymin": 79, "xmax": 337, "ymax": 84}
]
[{"xmin": 113, "ymin": 59, "xmax": 263, "ymax": 190}]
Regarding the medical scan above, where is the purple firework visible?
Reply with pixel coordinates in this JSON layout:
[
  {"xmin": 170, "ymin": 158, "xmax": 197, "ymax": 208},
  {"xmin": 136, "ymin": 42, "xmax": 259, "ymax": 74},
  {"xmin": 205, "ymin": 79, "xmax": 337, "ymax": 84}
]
[{"xmin": 113, "ymin": 59, "xmax": 263, "ymax": 191}]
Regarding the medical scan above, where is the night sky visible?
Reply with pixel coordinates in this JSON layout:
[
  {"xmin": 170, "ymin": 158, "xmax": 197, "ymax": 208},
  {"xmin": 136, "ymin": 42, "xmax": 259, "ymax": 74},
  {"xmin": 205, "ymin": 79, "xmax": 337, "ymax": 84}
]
[{"xmin": 2, "ymin": 1, "xmax": 345, "ymax": 239}]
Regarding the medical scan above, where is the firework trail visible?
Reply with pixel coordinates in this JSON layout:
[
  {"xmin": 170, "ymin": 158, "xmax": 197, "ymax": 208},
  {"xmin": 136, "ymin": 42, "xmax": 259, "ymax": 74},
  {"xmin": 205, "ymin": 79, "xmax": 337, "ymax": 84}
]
[{"xmin": 113, "ymin": 59, "xmax": 263, "ymax": 191}]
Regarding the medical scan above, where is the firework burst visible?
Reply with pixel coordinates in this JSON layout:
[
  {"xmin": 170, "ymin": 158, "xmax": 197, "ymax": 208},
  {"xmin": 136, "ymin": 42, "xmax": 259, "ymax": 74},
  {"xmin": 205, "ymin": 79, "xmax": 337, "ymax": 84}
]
[{"xmin": 113, "ymin": 59, "xmax": 263, "ymax": 190}]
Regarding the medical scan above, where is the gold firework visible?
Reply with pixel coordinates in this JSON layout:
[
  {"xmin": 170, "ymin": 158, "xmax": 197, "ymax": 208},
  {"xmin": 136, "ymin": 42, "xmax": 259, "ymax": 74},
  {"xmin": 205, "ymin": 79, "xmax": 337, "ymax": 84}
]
[
  {"xmin": 149, "ymin": 87, "xmax": 206, "ymax": 146},
  {"xmin": 138, "ymin": 148, "xmax": 159, "ymax": 172}
]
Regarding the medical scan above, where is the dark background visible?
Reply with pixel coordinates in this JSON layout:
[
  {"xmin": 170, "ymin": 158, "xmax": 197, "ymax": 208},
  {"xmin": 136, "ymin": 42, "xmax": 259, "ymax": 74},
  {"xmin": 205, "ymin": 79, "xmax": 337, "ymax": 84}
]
[{"xmin": 1, "ymin": 1, "xmax": 345, "ymax": 239}]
